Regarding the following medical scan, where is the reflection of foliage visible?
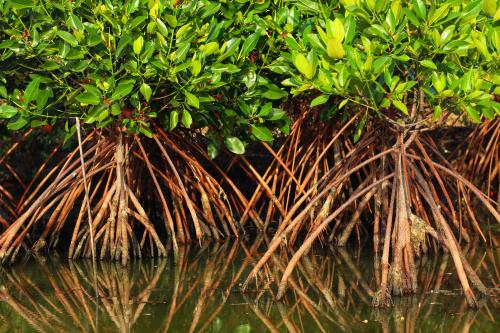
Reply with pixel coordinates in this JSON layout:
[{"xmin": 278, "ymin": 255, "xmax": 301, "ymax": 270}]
[{"xmin": 1, "ymin": 241, "xmax": 497, "ymax": 332}]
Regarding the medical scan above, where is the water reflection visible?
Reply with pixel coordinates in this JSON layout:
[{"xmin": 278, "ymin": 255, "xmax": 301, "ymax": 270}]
[{"xmin": 0, "ymin": 239, "xmax": 498, "ymax": 332}]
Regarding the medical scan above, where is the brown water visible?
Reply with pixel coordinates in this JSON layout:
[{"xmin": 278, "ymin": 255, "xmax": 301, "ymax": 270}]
[{"xmin": 0, "ymin": 240, "xmax": 498, "ymax": 332}]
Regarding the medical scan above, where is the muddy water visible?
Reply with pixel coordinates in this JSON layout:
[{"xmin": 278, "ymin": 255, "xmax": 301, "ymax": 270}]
[{"xmin": 0, "ymin": 241, "xmax": 498, "ymax": 332}]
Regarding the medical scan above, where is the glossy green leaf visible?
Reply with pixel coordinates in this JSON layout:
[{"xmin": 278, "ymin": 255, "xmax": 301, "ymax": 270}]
[
  {"xmin": 241, "ymin": 31, "xmax": 260, "ymax": 57},
  {"xmin": 310, "ymin": 94, "xmax": 329, "ymax": 107},
  {"xmin": 483, "ymin": 0, "xmax": 497, "ymax": 16},
  {"xmin": 7, "ymin": 116, "xmax": 29, "ymax": 130},
  {"xmin": 68, "ymin": 14, "xmax": 84, "ymax": 30},
  {"xmin": 111, "ymin": 83, "xmax": 134, "ymax": 100},
  {"xmin": 181, "ymin": 109, "xmax": 192, "ymax": 128},
  {"xmin": 140, "ymin": 82, "xmax": 152, "ymax": 101},
  {"xmin": 420, "ymin": 59, "xmax": 437, "ymax": 70},
  {"xmin": 0, "ymin": 105, "xmax": 18, "ymax": 119},
  {"xmin": 184, "ymin": 91, "xmax": 199, "ymax": 108},
  {"xmin": 413, "ymin": 0, "xmax": 427, "ymax": 19},
  {"xmin": 156, "ymin": 18, "xmax": 169, "ymax": 37},
  {"xmin": 56, "ymin": 31, "xmax": 78, "ymax": 47},
  {"xmin": 169, "ymin": 110, "xmax": 179, "ymax": 130},
  {"xmin": 293, "ymin": 54, "xmax": 315, "ymax": 79},
  {"xmin": 327, "ymin": 38, "xmax": 345, "ymax": 59},
  {"xmin": 8, "ymin": 0, "xmax": 35, "ymax": 9},
  {"xmin": 224, "ymin": 137, "xmax": 245, "ymax": 154},
  {"xmin": 393, "ymin": 100, "xmax": 408, "ymax": 115},
  {"xmin": 133, "ymin": 36, "xmax": 144, "ymax": 54},
  {"xmin": 76, "ymin": 92, "xmax": 100, "ymax": 105},
  {"xmin": 251, "ymin": 125, "xmax": 273, "ymax": 141},
  {"xmin": 24, "ymin": 77, "xmax": 41, "ymax": 103}
]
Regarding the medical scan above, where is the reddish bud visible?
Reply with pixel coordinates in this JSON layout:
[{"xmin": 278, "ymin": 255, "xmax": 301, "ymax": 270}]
[
  {"xmin": 250, "ymin": 51, "xmax": 258, "ymax": 63},
  {"xmin": 41, "ymin": 124, "xmax": 53, "ymax": 134}
]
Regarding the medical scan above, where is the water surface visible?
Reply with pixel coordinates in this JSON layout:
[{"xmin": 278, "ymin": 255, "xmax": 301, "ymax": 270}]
[{"xmin": 0, "ymin": 240, "xmax": 498, "ymax": 332}]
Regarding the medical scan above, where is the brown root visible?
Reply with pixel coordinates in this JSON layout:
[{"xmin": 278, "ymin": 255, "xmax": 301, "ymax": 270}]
[
  {"xmin": 241, "ymin": 114, "xmax": 496, "ymax": 308},
  {"xmin": 0, "ymin": 127, "xmax": 243, "ymax": 265}
]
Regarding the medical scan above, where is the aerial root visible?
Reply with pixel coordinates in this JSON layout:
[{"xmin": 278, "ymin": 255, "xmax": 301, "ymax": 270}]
[{"xmin": 0, "ymin": 128, "xmax": 243, "ymax": 265}]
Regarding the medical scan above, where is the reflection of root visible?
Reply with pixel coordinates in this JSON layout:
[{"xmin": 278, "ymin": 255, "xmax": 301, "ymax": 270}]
[{"xmin": 371, "ymin": 287, "xmax": 392, "ymax": 308}]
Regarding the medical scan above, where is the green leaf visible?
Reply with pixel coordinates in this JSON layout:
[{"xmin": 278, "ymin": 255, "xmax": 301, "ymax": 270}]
[
  {"xmin": 344, "ymin": 15, "xmax": 356, "ymax": 43},
  {"xmin": 184, "ymin": 91, "xmax": 199, "ymax": 108},
  {"xmin": 139, "ymin": 125, "xmax": 153, "ymax": 138},
  {"xmin": 310, "ymin": 94, "xmax": 329, "ymax": 107},
  {"xmin": 465, "ymin": 106, "xmax": 481, "ymax": 123},
  {"xmin": 133, "ymin": 36, "xmax": 144, "ymax": 55},
  {"xmin": 413, "ymin": 0, "xmax": 427, "ymax": 20},
  {"xmin": 224, "ymin": 137, "xmax": 245, "ymax": 154},
  {"xmin": 251, "ymin": 125, "xmax": 273, "ymax": 142},
  {"xmin": 461, "ymin": 69, "xmax": 474, "ymax": 93},
  {"xmin": 285, "ymin": 36, "xmax": 301, "ymax": 51},
  {"xmin": 111, "ymin": 83, "xmax": 134, "ymax": 100},
  {"xmin": 432, "ymin": 105, "xmax": 442, "ymax": 121},
  {"xmin": 83, "ymin": 84, "xmax": 101, "ymax": 97},
  {"xmin": 111, "ymin": 104, "xmax": 121, "ymax": 116},
  {"xmin": 393, "ymin": 100, "xmax": 408, "ymax": 115},
  {"xmin": 432, "ymin": 72, "xmax": 445, "ymax": 93},
  {"xmin": 327, "ymin": 38, "xmax": 345, "ymax": 59},
  {"xmin": 181, "ymin": 109, "xmax": 192, "ymax": 128},
  {"xmin": 234, "ymin": 324, "xmax": 251, "ymax": 333},
  {"xmin": 116, "ymin": 35, "xmax": 133, "ymax": 58},
  {"xmin": 263, "ymin": 89, "xmax": 287, "ymax": 100},
  {"xmin": 419, "ymin": 59, "xmax": 437, "ymax": 70},
  {"xmin": 200, "ymin": 42, "xmax": 219, "ymax": 55},
  {"xmin": 218, "ymin": 38, "xmax": 240, "ymax": 61},
  {"xmin": 338, "ymin": 98, "xmax": 349, "ymax": 109},
  {"xmin": 241, "ymin": 31, "xmax": 260, "ymax": 57},
  {"xmin": 207, "ymin": 141, "xmax": 219, "ymax": 159},
  {"xmin": 0, "ymin": 105, "xmax": 18, "ymax": 119},
  {"xmin": 164, "ymin": 14, "xmax": 177, "ymax": 28},
  {"xmin": 211, "ymin": 64, "xmax": 240, "ymax": 74},
  {"xmin": 76, "ymin": 92, "xmax": 100, "ymax": 105},
  {"xmin": 24, "ymin": 77, "xmax": 41, "ymax": 103},
  {"xmin": 68, "ymin": 14, "xmax": 84, "ymax": 30},
  {"xmin": 440, "ymin": 25, "xmax": 455, "ymax": 44},
  {"xmin": 140, "ymin": 82, "xmax": 152, "ymax": 101},
  {"xmin": 191, "ymin": 59, "xmax": 202, "ymax": 76},
  {"xmin": 258, "ymin": 103, "xmax": 273, "ymax": 117},
  {"xmin": 328, "ymin": 18, "xmax": 345, "ymax": 42},
  {"xmin": 429, "ymin": 4, "xmax": 450, "ymax": 25},
  {"xmin": 483, "ymin": 0, "xmax": 497, "ymax": 16},
  {"xmin": 8, "ymin": 0, "xmax": 35, "ymax": 9},
  {"xmin": 169, "ymin": 110, "xmax": 178, "ymax": 130},
  {"xmin": 7, "ymin": 116, "xmax": 29, "ymax": 130},
  {"xmin": 56, "ymin": 31, "xmax": 78, "ymax": 47},
  {"xmin": 353, "ymin": 112, "xmax": 367, "ymax": 143},
  {"xmin": 156, "ymin": 18, "xmax": 169, "ymax": 37},
  {"xmin": 293, "ymin": 54, "xmax": 315, "ymax": 79}
]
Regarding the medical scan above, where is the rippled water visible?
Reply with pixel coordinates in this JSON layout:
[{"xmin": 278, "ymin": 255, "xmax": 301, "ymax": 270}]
[{"xmin": 0, "ymin": 240, "xmax": 498, "ymax": 332}]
